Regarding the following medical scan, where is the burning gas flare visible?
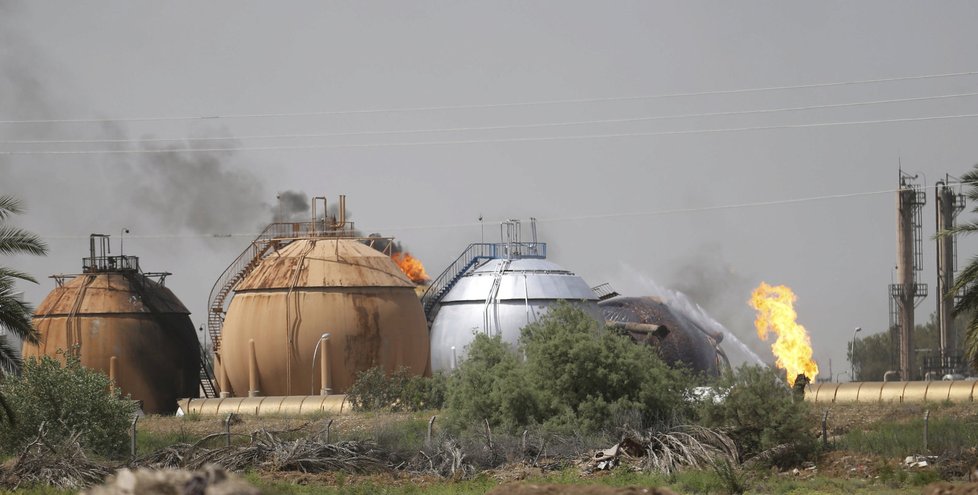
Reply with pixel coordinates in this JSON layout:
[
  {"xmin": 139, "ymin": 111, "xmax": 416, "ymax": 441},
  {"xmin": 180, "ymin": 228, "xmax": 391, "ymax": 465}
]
[
  {"xmin": 392, "ymin": 252, "xmax": 430, "ymax": 284},
  {"xmin": 748, "ymin": 282, "xmax": 819, "ymax": 386}
]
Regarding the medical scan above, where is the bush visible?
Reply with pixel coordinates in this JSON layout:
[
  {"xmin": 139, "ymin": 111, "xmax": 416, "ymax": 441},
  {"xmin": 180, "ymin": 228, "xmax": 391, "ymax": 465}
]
[
  {"xmin": 446, "ymin": 302, "xmax": 691, "ymax": 433},
  {"xmin": 697, "ymin": 365, "xmax": 816, "ymax": 466},
  {"xmin": 0, "ymin": 351, "xmax": 138, "ymax": 457},
  {"xmin": 347, "ymin": 366, "xmax": 447, "ymax": 412}
]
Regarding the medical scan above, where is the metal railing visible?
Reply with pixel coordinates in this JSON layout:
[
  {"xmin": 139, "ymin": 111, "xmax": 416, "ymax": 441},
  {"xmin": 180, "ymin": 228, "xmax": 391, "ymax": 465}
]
[
  {"xmin": 205, "ymin": 221, "xmax": 395, "ymax": 352},
  {"xmin": 82, "ymin": 255, "xmax": 140, "ymax": 273},
  {"xmin": 420, "ymin": 242, "xmax": 548, "ymax": 320},
  {"xmin": 591, "ymin": 283, "xmax": 620, "ymax": 301}
]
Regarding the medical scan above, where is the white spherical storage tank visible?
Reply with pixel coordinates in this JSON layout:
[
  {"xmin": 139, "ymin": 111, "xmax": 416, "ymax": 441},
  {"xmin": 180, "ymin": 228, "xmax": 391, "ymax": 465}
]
[{"xmin": 428, "ymin": 254, "xmax": 602, "ymax": 372}]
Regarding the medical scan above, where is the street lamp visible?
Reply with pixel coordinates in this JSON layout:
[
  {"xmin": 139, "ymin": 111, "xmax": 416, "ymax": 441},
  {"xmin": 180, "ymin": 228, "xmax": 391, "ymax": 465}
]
[
  {"xmin": 120, "ymin": 228, "xmax": 130, "ymax": 256},
  {"xmin": 850, "ymin": 327, "xmax": 862, "ymax": 381},
  {"xmin": 835, "ymin": 370, "xmax": 850, "ymax": 383}
]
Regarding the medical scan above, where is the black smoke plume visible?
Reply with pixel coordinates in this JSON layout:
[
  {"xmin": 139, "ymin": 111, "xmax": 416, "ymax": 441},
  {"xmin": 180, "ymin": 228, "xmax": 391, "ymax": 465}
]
[{"xmin": 273, "ymin": 190, "xmax": 310, "ymax": 222}]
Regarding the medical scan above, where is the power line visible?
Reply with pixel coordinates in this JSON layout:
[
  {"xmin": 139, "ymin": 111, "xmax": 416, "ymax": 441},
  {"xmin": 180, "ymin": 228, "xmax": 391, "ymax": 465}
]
[
  {"xmin": 37, "ymin": 185, "xmax": 917, "ymax": 240},
  {"xmin": 5, "ymin": 91, "xmax": 978, "ymax": 145},
  {"xmin": 1, "ymin": 70, "xmax": 977, "ymax": 125},
  {"xmin": 3, "ymin": 111, "xmax": 978, "ymax": 155}
]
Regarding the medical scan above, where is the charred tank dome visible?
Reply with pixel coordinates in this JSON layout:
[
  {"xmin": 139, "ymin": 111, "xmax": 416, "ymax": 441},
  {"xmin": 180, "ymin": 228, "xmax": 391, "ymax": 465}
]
[{"xmin": 600, "ymin": 295, "xmax": 726, "ymax": 377}]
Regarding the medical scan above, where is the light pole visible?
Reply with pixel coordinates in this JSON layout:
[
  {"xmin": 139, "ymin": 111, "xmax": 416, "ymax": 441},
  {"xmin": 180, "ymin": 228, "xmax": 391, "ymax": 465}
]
[
  {"xmin": 850, "ymin": 327, "xmax": 862, "ymax": 381},
  {"xmin": 835, "ymin": 370, "xmax": 850, "ymax": 383},
  {"xmin": 120, "ymin": 228, "xmax": 130, "ymax": 256}
]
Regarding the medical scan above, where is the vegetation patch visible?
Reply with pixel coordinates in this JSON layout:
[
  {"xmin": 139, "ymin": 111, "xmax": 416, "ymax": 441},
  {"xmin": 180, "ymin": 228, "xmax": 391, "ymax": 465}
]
[{"xmin": 0, "ymin": 351, "xmax": 138, "ymax": 457}]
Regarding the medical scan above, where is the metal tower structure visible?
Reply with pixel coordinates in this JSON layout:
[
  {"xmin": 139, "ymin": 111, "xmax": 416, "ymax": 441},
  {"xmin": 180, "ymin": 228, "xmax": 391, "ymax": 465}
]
[
  {"xmin": 934, "ymin": 176, "xmax": 966, "ymax": 375},
  {"xmin": 889, "ymin": 171, "xmax": 927, "ymax": 381}
]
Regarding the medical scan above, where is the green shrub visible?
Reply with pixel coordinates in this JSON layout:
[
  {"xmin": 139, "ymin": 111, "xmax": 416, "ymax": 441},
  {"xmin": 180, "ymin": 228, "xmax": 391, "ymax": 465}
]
[
  {"xmin": 0, "ymin": 351, "xmax": 138, "ymax": 457},
  {"xmin": 347, "ymin": 366, "xmax": 447, "ymax": 412},
  {"xmin": 697, "ymin": 365, "xmax": 816, "ymax": 466},
  {"xmin": 446, "ymin": 303, "xmax": 691, "ymax": 433},
  {"xmin": 444, "ymin": 333, "xmax": 541, "ymax": 432}
]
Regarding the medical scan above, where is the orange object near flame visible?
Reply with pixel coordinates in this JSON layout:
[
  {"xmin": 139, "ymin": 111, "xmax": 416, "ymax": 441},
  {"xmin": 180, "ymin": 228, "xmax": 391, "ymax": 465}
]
[
  {"xmin": 749, "ymin": 282, "xmax": 819, "ymax": 386},
  {"xmin": 392, "ymin": 252, "xmax": 430, "ymax": 284}
]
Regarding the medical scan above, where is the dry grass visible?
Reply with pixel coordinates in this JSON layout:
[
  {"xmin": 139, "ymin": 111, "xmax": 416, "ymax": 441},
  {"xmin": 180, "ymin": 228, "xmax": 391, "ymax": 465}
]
[{"xmin": 4, "ymin": 426, "xmax": 111, "ymax": 491}]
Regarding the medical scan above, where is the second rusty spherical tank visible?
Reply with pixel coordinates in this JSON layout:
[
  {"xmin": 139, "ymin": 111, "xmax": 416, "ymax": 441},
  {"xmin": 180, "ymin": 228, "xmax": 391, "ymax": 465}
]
[
  {"xmin": 218, "ymin": 238, "xmax": 430, "ymax": 397},
  {"xmin": 24, "ymin": 254, "xmax": 201, "ymax": 415}
]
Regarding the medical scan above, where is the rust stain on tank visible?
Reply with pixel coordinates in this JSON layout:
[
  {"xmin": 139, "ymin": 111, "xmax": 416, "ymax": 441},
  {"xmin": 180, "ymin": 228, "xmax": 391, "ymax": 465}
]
[
  {"xmin": 220, "ymin": 239, "xmax": 429, "ymax": 397},
  {"xmin": 345, "ymin": 295, "xmax": 382, "ymax": 372}
]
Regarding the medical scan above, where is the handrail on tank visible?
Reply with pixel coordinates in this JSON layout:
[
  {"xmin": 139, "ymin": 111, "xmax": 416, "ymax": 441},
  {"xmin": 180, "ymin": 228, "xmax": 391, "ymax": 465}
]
[
  {"xmin": 420, "ymin": 242, "xmax": 548, "ymax": 321},
  {"xmin": 206, "ymin": 220, "xmax": 399, "ymax": 353},
  {"xmin": 83, "ymin": 255, "xmax": 140, "ymax": 273}
]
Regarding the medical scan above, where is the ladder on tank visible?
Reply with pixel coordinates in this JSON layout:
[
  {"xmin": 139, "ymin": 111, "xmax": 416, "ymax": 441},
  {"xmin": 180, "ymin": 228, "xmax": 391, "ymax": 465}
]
[
  {"xmin": 200, "ymin": 224, "xmax": 291, "ymax": 397},
  {"xmin": 198, "ymin": 344, "xmax": 217, "ymax": 398},
  {"xmin": 420, "ymin": 243, "xmax": 498, "ymax": 322}
]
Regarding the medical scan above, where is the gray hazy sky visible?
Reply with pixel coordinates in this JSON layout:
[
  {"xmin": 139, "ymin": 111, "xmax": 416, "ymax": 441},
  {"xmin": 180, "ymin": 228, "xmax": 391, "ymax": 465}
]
[{"xmin": 3, "ymin": 1, "xmax": 978, "ymax": 376}]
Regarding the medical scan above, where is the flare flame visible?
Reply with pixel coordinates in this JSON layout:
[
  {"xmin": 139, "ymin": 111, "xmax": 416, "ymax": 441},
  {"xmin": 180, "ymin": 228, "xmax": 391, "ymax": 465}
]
[
  {"xmin": 392, "ymin": 252, "xmax": 430, "ymax": 284},
  {"xmin": 748, "ymin": 282, "xmax": 818, "ymax": 386}
]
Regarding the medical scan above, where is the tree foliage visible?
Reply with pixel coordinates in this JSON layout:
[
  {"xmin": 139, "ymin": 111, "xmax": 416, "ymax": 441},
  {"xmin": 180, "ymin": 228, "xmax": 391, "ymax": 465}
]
[
  {"xmin": 347, "ymin": 366, "xmax": 448, "ymax": 412},
  {"xmin": 698, "ymin": 365, "xmax": 816, "ymax": 466},
  {"xmin": 848, "ymin": 313, "xmax": 964, "ymax": 381},
  {"xmin": 0, "ymin": 195, "xmax": 48, "ymax": 381},
  {"xmin": 445, "ymin": 303, "xmax": 691, "ymax": 433},
  {"xmin": 0, "ymin": 352, "xmax": 138, "ymax": 456}
]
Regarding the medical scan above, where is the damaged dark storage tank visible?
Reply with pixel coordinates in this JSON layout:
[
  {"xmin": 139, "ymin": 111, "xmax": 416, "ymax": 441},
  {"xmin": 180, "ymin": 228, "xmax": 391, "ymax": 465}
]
[
  {"xmin": 600, "ymin": 296, "xmax": 724, "ymax": 377},
  {"xmin": 23, "ymin": 235, "xmax": 201, "ymax": 414}
]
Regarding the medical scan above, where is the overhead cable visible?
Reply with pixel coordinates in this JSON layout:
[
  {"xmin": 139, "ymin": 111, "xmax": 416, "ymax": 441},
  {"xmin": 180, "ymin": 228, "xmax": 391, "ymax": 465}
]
[
  {"xmin": 38, "ymin": 185, "xmax": 925, "ymax": 240},
  {"xmin": 4, "ymin": 91, "xmax": 977, "ymax": 145},
  {"xmin": 1, "ymin": 70, "xmax": 977, "ymax": 125},
  {"xmin": 3, "ymin": 112, "xmax": 978, "ymax": 155}
]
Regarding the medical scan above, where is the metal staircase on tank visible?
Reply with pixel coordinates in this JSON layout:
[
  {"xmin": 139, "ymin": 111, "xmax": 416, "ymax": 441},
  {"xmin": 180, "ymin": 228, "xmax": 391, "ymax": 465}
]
[
  {"xmin": 420, "ymin": 237, "xmax": 549, "ymax": 323},
  {"xmin": 421, "ymin": 243, "xmax": 499, "ymax": 322},
  {"xmin": 200, "ymin": 223, "xmax": 304, "ymax": 397},
  {"xmin": 198, "ymin": 345, "xmax": 217, "ymax": 398}
]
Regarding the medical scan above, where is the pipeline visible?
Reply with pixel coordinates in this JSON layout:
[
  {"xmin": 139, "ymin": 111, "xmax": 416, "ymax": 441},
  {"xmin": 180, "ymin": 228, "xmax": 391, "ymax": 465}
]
[
  {"xmin": 178, "ymin": 395, "xmax": 348, "ymax": 417},
  {"xmin": 806, "ymin": 380, "xmax": 978, "ymax": 404}
]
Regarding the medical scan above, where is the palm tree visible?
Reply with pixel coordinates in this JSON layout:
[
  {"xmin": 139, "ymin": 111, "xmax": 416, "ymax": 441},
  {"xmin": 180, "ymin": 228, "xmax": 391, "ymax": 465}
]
[
  {"xmin": 946, "ymin": 166, "xmax": 978, "ymax": 371},
  {"xmin": 0, "ymin": 195, "xmax": 48, "ymax": 423}
]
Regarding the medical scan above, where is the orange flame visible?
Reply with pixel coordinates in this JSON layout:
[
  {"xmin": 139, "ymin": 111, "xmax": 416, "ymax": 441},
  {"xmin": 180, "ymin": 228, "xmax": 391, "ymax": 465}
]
[
  {"xmin": 748, "ymin": 282, "xmax": 819, "ymax": 386},
  {"xmin": 392, "ymin": 252, "xmax": 430, "ymax": 284}
]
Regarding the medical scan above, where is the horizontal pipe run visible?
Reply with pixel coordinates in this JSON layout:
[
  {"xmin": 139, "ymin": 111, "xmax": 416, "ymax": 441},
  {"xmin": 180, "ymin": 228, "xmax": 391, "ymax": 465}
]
[
  {"xmin": 178, "ymin": 395, "xmax": 349, "ymax": 417},
  {"xmin": 806, "ymin": 380, "xmax": 978, "ymax": 404}
]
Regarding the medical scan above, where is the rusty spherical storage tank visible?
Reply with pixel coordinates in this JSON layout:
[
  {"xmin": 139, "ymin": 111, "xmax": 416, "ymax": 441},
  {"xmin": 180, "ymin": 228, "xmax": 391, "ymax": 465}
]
[
  {"xmin": 218, "ymin": 238, "xmax": 429, "ymax": 397},
  {"xmin": 23, "ymin": 254, "xmax": 201, "ymax": 415}
]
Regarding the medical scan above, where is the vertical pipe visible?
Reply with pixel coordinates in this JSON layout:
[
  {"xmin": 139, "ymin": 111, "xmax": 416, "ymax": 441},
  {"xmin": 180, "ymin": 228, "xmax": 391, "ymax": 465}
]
[
  {"xmin": 311, "ymin": 198, "xmax": 317, "ymax": 234},
  {"xmin": 923, "ymin": 409, "xmax": 930, "ymax": 452},
  {"xmin": 130, "ymin": 416, "xmax": 138, "ymax": 460},
  {"xmin": 320, "ymin": 335, "xmax": 331, "ymax": 396},
  {"xmin": 248, "ymin": 339, "xmax": 259, "ymax": 397},
  {"xmin": 225, "ymin": 413, "xmax": 233, "ymax": 447},
  {"xmin": 897, "ymin": 184, "xmax": 916, "ymax": 381},
  {"xmin": 936, "ymin": 180, "xmax": 956, "ymax": 374},
  {"xmin": 109, "ymin": 356, "xmax": 118, "ymax": 393},
  {"xmin": 821, "ymin": 411, "xmax": 828, "ymax": 448},
  {"xmin": 426, "ymin": 415, "xmax": 436, "ymax": 448},
  {"xmin": 216, "ymin": 352, "xmax": 230, "ymax": 398}
]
